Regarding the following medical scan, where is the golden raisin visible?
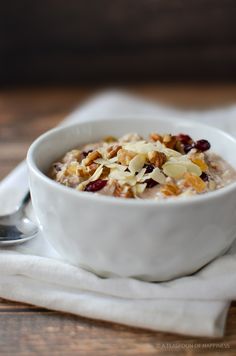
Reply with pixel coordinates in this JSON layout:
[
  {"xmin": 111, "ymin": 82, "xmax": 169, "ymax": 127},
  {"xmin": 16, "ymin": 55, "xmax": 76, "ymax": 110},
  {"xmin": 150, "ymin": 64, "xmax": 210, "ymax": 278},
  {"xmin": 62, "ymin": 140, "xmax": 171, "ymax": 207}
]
[
  {"xmin": 183, "ymin": 172, "xmax": 206, "ymax": 193},
  {"xmin": 160, "ymin": 183, "xmax": 181, "ymax": 197},
  {"xmin": 190, "ymin": 157, "xmax": 208, "ymax": 172}
]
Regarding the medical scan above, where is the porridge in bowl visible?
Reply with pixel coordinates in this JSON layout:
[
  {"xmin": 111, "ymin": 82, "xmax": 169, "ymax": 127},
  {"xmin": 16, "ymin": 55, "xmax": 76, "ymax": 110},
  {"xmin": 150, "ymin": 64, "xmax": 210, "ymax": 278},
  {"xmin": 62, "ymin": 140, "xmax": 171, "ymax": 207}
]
[{"xmin": 49, "ymin": 132, "xmax": 236, "ymax": 200}]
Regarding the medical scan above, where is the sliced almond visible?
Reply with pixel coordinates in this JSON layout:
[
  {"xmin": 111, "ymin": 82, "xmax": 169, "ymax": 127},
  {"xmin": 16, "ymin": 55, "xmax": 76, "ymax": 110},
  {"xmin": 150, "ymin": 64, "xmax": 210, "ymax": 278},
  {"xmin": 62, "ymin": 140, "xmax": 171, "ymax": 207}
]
[
  {"xmin": 135, "ymin": 183, "xmax": 147, "ymax": 195},
  {"xmin": 149, "ymin": 168, "xmax": 166, "ymax": 184},
  {"xmin": 123, "ymin": 141, "xmax": 156, "ymax": 154},
  {"xmin": 163, "ymin": 163, "xmax": 187, "ymax": 179},
  {"xmin": 140, "ymin": 167, "xmax": 166, "ymax": 184},
  {"xmin": 117, "ymin": 149, "xmax": 137, "ymax": 165},
  {"xmin": 128, "ymin": 154, "xmax": 146, "ymax": 175},
  {"xmin": 136, "ymin": 168, "xmax": 147, "ymax": 182},
  {"xmin": 109, "ymin": 168, "xmax": 137, "ymax": 186},
  {"xmin": 185, "ymin": 162, "xmax": 202, "ymax": 176}
]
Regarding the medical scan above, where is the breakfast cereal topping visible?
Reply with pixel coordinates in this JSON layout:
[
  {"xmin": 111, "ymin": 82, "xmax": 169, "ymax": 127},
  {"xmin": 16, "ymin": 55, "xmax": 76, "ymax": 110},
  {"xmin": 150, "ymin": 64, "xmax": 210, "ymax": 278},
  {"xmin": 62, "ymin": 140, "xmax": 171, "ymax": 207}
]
[{"xmin": 49, "ymin": 131, "xmax": 236, "ymax": 200}]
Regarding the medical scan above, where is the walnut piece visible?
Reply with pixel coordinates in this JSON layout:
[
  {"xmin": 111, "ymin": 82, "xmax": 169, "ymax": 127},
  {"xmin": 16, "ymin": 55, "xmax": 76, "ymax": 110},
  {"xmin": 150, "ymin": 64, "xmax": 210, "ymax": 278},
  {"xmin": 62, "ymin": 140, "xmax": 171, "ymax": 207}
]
[
  {"xmin": 77, "ymin": 166, "xmax": 90, "ymax": 178},
  {"xmin": 107, "ymin": 144, "xmax": 122, "ymax": 159},
  {"xmin": 87, "ymin": 163, "xmax": 99, "ymax": 175},
  {"xmin": 83, "ymin": 151, "xmax": 102, "ymax": 166},
  {"xmin": 163, "ymin": 134, "xmax": 177, "ymax": 149},
  {"xmin": 147, "ymin": 151, "xmax": 167, "ymax": 168},
  {"xmin": 100, "ymin": 166, "xmax": 110, "ymax": 179},
  {"xmin": 117, "ymin": 149, "xmax": 136, "ymax": 165},
  {"xmin": 114, "ymin": 184, "xmax": 134, "ymax": 198},
  {"xmin": 149, "ymin": 133, "xmax": 163, "ymax": 142}
]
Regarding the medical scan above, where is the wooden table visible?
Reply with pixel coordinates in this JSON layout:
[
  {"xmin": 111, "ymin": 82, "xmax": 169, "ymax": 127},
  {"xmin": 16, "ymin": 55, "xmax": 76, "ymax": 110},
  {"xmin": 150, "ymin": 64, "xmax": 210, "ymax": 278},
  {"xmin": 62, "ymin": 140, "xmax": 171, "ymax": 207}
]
[{"xmin": 0, "ymin": 85, "xmax": 236, "ymax": 355}]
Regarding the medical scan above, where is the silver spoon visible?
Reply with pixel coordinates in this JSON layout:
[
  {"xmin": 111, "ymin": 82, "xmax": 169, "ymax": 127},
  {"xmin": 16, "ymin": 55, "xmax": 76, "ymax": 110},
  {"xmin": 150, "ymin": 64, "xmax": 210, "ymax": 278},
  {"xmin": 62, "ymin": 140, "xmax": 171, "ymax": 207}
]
[{"xmin": 0, "ymin": 192, "xmax": 38, "ymax": 246}]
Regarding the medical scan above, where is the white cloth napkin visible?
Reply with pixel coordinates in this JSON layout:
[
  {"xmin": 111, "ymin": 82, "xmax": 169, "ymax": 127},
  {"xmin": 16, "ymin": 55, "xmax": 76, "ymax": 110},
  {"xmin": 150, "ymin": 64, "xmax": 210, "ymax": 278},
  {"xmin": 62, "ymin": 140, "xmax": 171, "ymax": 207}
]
[{"xmin": 1, "ymin": 91, "xmax": 236, "ymax": 337}]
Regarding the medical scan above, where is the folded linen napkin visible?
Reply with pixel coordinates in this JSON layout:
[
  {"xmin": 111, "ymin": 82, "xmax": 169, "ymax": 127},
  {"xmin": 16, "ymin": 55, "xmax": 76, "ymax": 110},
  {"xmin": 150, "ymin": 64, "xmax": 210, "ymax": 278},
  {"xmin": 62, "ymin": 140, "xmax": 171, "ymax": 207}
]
[{"xmin": 1, "ymin": 91, "xmax": 236, "ymax": 337}]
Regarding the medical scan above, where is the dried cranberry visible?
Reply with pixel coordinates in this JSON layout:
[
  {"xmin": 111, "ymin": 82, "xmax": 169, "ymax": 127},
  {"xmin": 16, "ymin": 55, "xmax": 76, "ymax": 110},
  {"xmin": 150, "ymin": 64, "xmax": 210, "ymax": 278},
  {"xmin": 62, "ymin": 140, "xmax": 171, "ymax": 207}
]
[
  {"xmin": 144, "ymin": 164, "xmax": 155, "ymax": 173},
  {"xmin": 200, "ymin": 172, "xmax": 209, "ymax": 182},
  {"xmin": 177, "ymin": 134, "xmax": 192, "ymax": 144},
  {"xmin": 145, "ymin": 179, "xmax": 158, "ymax": 188},
  {"xmin": 82, "ymin": 149, "xmax": 93, "ymax": 157},
  {"xmin": 194, "ymin": 140, "xmax": 211, "ymax": 152},
  {"xmin": 85, "ymin": 179, "xmax": 107, "ymax": 192},
  {"xmin": 183, "ymin": 143, "xmax": 194, "ymax": 153}
]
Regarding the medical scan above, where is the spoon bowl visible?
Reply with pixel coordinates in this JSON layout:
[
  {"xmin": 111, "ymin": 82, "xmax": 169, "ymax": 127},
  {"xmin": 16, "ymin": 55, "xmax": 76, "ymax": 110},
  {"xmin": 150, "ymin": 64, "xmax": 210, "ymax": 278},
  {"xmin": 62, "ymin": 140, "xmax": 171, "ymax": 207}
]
[{"xmin": 0, "ymin": 192, "xmax": 38, "ymax": 246}]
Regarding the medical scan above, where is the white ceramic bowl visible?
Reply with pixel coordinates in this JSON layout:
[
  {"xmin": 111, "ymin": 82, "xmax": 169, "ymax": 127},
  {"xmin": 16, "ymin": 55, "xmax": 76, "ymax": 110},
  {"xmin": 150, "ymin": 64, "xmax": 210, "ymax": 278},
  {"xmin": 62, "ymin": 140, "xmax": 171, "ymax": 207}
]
[{"xmin": 27, "ymin": 117, "xmax": 236, "ymax": 281}]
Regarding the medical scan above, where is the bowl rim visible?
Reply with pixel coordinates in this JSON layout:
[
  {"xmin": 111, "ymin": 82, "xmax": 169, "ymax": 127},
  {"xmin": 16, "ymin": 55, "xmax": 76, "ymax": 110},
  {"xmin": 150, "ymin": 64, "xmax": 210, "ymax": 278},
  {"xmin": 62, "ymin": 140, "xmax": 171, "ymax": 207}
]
[{"xmin": 27, "ymin": 115, "xmax": 236, "ymax": 207}]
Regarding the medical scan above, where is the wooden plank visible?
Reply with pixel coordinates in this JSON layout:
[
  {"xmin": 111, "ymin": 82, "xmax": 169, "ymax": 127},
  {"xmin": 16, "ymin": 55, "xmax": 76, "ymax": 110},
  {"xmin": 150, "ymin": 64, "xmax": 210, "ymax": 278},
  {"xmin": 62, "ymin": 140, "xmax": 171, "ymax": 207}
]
[{"xmin": 0, "ymin": 299, "xmax": 235, "ymax": 355}]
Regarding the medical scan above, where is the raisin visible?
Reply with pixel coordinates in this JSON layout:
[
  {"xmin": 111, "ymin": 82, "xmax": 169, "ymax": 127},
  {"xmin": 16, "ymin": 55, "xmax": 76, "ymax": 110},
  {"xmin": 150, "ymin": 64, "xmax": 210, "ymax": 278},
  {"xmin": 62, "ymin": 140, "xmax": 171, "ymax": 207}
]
[{"xmin": 85, "ymin": 179, "xmax": 107, "ymax": 192}]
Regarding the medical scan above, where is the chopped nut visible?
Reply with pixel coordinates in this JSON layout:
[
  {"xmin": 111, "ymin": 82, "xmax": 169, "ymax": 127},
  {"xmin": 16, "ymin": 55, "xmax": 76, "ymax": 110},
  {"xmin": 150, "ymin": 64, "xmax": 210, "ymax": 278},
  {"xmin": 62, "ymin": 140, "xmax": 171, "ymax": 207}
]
[
  {"xmin": 87, "ymin": 163, "xmax": 99, "ymax": 175},
  {"xmin": 114, "ymin": 184, "xmax": 134, "ymax": 198},
  {"xmin": 147, "ymin": 151, "xmax": 167, "ymax": 168},
  {"xmin": 149, "ymin": 133, "xmax": 163, "ymax": 142},
  {"xmin": 163, "ymin": 134, "xmax": 177, "ymax": 149},
  {"xmin": 83, "ymin": 150, "xmax": 102, "ymax": 166},
  {"xmin": 103, "ymin": 136, "xmax": 117, "ymax": 143},
  {"xmin": 183, "ymin": 172, "xmax": 206, "ymax": 193},
  {"xmin": 160, "ymin": 183, "xmax": 181, "ymax": 197},
  {"xmin": 117, "ymin": 149, "xmax": 137, "ymax": 165},
  {"xmin": 100, "ymin": 166, "xmax": 110, "ymax": 179},
  {"xmin": 77, "ymin": 166, "xmax": 90, "ymax": 179},
  {"xmin": 107, "ymin": 144, "xmax": 122, "ymax": 159}
]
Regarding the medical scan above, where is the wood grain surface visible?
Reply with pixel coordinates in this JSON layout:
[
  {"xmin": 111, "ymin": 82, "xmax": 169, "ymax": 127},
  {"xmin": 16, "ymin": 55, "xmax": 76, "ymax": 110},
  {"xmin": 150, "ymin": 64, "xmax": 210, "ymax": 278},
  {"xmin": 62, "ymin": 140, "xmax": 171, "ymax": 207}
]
[{"xmin": 0, "ymin": 85, "xmax": 236, "ymax": 355}]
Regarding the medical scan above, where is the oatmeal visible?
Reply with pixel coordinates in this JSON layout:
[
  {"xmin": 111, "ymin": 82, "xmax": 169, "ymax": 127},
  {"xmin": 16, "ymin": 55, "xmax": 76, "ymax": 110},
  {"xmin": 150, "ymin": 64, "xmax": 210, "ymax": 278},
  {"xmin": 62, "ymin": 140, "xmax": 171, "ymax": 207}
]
[{"xmin": 48, "ymin": 132, "xmax": 236, "ymax": 199}]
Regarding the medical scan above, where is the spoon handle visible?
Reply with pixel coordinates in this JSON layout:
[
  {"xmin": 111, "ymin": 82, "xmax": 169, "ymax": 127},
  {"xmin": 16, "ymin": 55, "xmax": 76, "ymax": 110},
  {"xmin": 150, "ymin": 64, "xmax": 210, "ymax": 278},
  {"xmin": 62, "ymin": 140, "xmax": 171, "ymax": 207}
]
[{"xmin": 20, "ymin": 191, "xmax": 31, "ymax": 209}]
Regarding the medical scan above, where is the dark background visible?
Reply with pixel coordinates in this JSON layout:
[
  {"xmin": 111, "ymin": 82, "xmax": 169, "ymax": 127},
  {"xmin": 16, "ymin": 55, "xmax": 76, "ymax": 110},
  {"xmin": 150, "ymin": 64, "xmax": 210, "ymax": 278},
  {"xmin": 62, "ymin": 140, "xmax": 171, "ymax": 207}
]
[{"xmin": 1, "ymin": 0, "xmax": 236, "ymax": 85}]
